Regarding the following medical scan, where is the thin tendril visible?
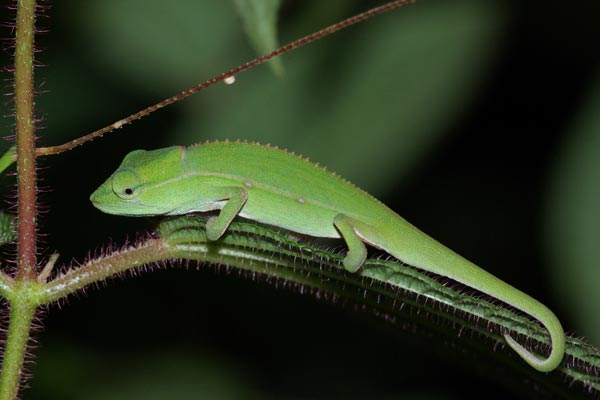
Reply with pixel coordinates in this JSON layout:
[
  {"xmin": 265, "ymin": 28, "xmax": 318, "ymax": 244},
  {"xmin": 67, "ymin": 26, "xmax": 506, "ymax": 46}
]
[{"xmin": 35, "ymin": 0, "xmax": 415, "ymax": 158}]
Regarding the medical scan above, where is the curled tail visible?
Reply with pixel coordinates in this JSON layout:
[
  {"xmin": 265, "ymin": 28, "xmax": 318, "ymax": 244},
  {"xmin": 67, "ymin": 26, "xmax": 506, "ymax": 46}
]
[
  {"xmin": 355, "ymin": 214, "xmax": 566, "ymax": 371},
  {"xmin": 503, "ymin": 304, "xmax": 565, "ymax": 372},
  {"xmin": 449, "ymin": 268, "xmax": 566, "ymax": 371}
]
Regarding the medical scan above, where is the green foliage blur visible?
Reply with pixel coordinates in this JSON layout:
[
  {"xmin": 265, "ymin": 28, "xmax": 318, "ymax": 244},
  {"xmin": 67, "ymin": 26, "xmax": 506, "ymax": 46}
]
[{"xmin": 0, "ymin": 0, "xmax": 599, "ymax": 398}]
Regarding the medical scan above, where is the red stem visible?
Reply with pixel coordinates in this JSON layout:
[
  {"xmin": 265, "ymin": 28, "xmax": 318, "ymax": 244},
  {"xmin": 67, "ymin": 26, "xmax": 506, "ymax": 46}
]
[{"xmin": 14, "ymin": 0, "xmax": 38, "ymax": 280}]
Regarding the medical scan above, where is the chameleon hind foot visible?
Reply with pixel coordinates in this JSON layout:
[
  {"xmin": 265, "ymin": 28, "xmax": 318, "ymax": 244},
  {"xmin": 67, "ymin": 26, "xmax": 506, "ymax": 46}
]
[{"xmin": 333, "ymin": 214, "xmax": 367, "ymax": 273}]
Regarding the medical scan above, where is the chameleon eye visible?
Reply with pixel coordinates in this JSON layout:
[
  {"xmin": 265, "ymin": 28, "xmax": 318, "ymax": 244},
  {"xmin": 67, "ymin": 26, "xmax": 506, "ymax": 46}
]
[{"xmin": 111, "ymin": 170, "xmax": 141, "ymax": 199}]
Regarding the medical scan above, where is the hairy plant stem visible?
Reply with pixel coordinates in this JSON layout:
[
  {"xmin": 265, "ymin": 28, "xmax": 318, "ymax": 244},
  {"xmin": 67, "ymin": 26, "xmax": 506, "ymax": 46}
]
[
  {"xmin": 0, "ymin": 289, "xmax": 36, "ymax": 400},
  {"xmin": 30, "ymin": 216, "xmax": 600, "ymax": 396},
  {"xmin": 0, "ymin": 1, "xmax": 40, "ymax": 398},
  {"xmin": 15, "ymin": 0, "xmax": 38, "ymax": 280},
  {"xmin": 42, "ymin": 239, "xmax": 169, "ymax": 303}
]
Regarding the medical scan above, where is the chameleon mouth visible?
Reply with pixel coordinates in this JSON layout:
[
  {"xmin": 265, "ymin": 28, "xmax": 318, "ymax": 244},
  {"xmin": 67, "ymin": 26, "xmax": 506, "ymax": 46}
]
[
  {"xmin": 89, "ymin": 184, "xmax": 109, "ymax": 205},
  {"xmin": 89, "ymin": 186, "xmax": 163, "ymax": 216},
  {"xmin": 89, "ymin": 185, "xmax": 125, "ymax": 215},
  {"xmin": 89, "ymin": 189, "xmax": 104, "ymax": 207},
  {"xmin": 89, "ymin": 195, "xmax": 119, "ymax": 215}
]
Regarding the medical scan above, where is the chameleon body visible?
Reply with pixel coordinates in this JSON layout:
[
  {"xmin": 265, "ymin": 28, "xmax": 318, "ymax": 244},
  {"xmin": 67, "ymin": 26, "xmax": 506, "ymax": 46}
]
[{"xmin": 90, "ymin": 141, "xmax": 565, "ymax": 372}]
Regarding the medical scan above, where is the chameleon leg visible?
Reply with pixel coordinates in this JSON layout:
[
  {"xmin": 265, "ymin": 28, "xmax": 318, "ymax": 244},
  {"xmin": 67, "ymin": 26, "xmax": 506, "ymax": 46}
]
[
  {"xmin": 333, "ymin": 214, "xmax": 367, "ymax": 273},
  {"xmin": 205, "ymin": 186, "xmax": 248, "ymax": 241}
]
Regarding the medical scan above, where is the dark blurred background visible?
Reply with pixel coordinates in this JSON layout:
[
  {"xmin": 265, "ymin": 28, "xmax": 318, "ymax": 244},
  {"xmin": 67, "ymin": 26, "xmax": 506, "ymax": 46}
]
[{"xmin": 1, "ymin": 0, "xmax": 600, "ymax": 398}]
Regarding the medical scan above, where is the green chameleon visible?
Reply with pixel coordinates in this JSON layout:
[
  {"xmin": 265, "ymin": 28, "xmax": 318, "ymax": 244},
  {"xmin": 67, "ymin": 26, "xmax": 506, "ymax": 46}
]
[{"xmin": 90, "ymin": 141, "xmax": 565, "ymax": 372}]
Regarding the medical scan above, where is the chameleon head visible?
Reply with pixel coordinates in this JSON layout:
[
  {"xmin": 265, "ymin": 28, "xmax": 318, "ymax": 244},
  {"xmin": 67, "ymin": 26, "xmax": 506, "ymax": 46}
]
[{"xmin": 90, "ymin": 146, "xmax": 186, "ymax": 216}]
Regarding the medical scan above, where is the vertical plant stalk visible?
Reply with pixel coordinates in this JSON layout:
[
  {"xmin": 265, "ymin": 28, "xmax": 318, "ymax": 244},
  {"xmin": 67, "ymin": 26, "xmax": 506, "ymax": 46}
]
[
  {"xmin": 14, "ymin": 0, "xmax": 38, "ymax": 280},
  {"xmin": 0, "ymin": 295, "xmax": 36, "ymax": 400},
  {"xmin": 0, "ymin": 1, "xmax": 40, "ymax": 398}
]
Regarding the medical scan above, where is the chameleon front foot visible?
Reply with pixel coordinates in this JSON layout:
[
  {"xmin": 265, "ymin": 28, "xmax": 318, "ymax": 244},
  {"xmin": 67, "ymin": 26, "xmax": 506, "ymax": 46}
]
[{"xmin": 204, "ymin": 186, "xmax": 248, "ymax": 241}]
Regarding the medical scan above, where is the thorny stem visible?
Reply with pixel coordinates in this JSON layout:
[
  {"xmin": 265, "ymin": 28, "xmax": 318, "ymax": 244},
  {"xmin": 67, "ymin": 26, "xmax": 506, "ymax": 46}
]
[
  {"xmin": 14, "ymin": 0, "xmax": 38, "ymax": 280},
  {"xmin": 34, "ymin": 0, "xmax": 415, "ymax": 157}
]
